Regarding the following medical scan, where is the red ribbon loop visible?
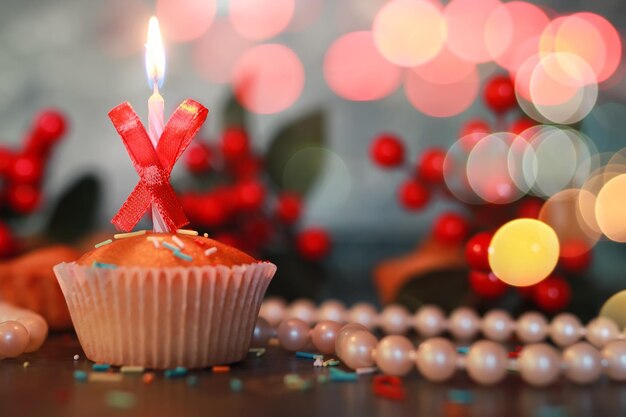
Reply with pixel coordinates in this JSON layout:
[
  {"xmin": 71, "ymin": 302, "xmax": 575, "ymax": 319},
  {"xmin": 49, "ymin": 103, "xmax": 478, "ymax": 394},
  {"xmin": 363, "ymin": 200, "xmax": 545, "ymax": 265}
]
[{"xmin": 108, "ymin": 99, "xmax": 208, "ymax": 232}]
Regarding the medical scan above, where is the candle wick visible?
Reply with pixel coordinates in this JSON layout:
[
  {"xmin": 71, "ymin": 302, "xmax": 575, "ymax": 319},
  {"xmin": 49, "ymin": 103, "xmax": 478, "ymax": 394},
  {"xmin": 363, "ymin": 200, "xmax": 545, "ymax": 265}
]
[{"xmin": 153, "ymin": 77, "xmax": 159, "ymax": 95}]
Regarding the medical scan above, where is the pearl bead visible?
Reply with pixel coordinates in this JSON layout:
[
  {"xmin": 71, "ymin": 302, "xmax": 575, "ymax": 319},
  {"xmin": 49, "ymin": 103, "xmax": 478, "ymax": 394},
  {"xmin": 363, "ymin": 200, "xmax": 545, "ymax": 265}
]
[
  {"xmin": 259, "ymin": 297, "xmax": 287, "ymax": 327},
  {"xmin": 481, "ymin": 310, "xmax": 514, "ymax": 342},
  {"xmin": 466, "ymin": 340, "xmax": 508, "ymax": 385},
  {"xmin": 318, "ymin": 300, "xmax": 346, "ymax": 322},
  {"xmin": 20, "ymin": 315, "xmax": 48, "ymax": 353},
  {"xmin": 602, "ymin": 340, "xmax": 626, "ymax": 381},
  {"xmin": 374, "ymin": 335, "xmax": 415, "ymax": 376},
  {"xmin": 415, "ymin": 337, "xmax": 457, "ymax": 382},
  {"xmin": 517, "ymin": 343, "xmax": 560, "ymax": 387},
  {"xmin": 287, "ymin": 299, "xmax": 317, "ymax": 325},
  {"xmin": 251, "ymin": 317, "xmax": 273, "ymax": 348},
  {"xmin": 347, "ymin": 303, "xmax": 378, "ymax": 330},
  {"xmin": 562, "ymin": 342, "xmax": 602, "ymax": 384},
  {"xmin": 449, "ymin": 307, "xmax": 480, "ymax": 340},
  {"xmin": 413, "ymin": 305, "xmax": 446, "ymax": 338},
  {"xmin": 311, "ymin": 321, "xmax": 342, "ymax": 354},
  {"xmin": 277, "ymin": 318, "xmax": 310, "ymax": 351},
  {"xmin": 550, "ymin": 313, "xmax": 583, "ymax": 347},
  {"xmin": 335, "ymin": 324, "xmax": 367, "ymax": 358},
  {"xmin": 516, "ymin": 312, "xmax": 548, "ymax": 344},
  {"xmin": 586, "ymin": 317, "xmax": 619, "ymax": 348},
  {"xmin": 341, "ymin": 330, "xmax": 377, "ymax": 369},
  {"xmin": 380, "ymin": 304, "xmax": 410, "ymax": 335},
  {"xmin": 0, "ymin": 321, "xmax": 29, "ymax": 358}
]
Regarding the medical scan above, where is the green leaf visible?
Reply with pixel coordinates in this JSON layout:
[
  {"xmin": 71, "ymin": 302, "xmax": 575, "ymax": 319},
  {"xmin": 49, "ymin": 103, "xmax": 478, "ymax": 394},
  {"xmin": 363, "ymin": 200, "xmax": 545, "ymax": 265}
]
[
  {"xmin": 223, "ymin": 95, "xmax": 246, "ymax": 128},
  {"xmin": 46, "ymin": 175, "xmax": 101, "ymax": 243},
  {"xmin": 265, "ymin": 111, "xmax": 325, "ymax": 195}
]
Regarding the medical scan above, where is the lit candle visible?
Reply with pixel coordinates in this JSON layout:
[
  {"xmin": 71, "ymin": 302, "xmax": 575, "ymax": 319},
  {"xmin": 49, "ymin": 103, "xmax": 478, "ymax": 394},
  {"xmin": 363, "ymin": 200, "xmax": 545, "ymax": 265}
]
[{"xmin": 145, "ymin": 16, "xmax": 167, "ymax": 232}]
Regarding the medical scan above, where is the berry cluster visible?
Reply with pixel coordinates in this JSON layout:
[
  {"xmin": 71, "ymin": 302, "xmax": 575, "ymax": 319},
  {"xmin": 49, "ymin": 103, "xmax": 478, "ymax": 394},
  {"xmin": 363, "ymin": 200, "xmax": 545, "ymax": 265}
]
[
  {"xmin": 180, "ymin": 126, "xmax": 330, "ymax": 261},
  {"xmin": 0, "ymin": 110, "xmax": 67, "ymax": 258},
  {"xmin": 370, "ymin": 75, "xmax": 590, "ymax": 312}
]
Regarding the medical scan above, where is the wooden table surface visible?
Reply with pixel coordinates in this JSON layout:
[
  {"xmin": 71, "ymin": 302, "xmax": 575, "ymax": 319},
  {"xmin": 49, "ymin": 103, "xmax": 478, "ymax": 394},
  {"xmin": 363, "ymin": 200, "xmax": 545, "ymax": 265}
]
[{"xmin": 2, "ymin": 333, "xmax": 626, "ymax": 417}]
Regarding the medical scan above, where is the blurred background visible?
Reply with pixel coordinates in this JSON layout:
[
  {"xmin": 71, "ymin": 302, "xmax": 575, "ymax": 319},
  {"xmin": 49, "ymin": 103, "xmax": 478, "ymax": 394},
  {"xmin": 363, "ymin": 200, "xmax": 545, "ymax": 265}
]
[{"xmin": 2, "ymin": 0, "xmax": 626, "ymax": 326}]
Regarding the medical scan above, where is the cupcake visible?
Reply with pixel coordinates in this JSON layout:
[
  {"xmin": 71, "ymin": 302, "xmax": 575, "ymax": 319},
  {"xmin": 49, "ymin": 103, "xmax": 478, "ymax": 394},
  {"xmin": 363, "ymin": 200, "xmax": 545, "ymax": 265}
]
[{"xmin": 54, "ymin": 230, "xmax": 276, "ymax": 369}]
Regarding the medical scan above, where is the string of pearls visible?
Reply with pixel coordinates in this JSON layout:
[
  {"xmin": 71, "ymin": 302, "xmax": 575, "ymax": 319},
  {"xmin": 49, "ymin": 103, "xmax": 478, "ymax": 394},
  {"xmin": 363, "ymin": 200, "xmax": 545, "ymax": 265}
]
[
  {"xmin": 259, "ymin": 298, "xmax": 624, "ymax": 348},
  {"xmin": 0, "ymin": 302, "xmax": 49, "ymax": 359}
]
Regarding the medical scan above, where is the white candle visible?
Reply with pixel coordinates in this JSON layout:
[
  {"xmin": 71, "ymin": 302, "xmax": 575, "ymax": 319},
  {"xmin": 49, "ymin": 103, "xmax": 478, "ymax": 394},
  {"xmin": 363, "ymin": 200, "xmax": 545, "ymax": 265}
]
[{"xmin": 145, "ymin": 16, "xmax": 167, "ymax": 232}]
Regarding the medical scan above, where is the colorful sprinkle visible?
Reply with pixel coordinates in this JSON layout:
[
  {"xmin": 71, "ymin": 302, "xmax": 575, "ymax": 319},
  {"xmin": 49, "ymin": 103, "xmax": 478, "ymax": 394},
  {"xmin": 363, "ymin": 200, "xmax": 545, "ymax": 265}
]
[
  {"xmin": 114, "ymin": 230, "xmax": 146, "ymax": 239},
  {"xmin": 284, "ymin": 374, "xmax": 313, "ymax": 391},
  {"xmin": 172, "ymin": 235, "xmax": 185, "ymax": 248},
  {"xmin": 162, "ymin": 242, "xmax": 179, "ymax": 252},
  {"xmin": 164, "ymin": 367, "xmax": 188, "ymax": 379},
  {"xmin": 95, "ymin": 239, "xmax": 113, "ymax": 248},
  {"xmin": 73, "ymin": 354, "xmax": 80, "ymax": 361},
  {"xmin": 249, "ymin": 348, "xmax": 266, "ymax": 357},
  {"xmin": 229, "ymin": 378, "xmax": 243, "ymax": 392},
  {"xmin": 372, "ymin": 376, "xmax": 406, "ymax": 401},
  {"xmin": 317, "ymin": 375, "xmax": 329, "ymax": 384},
  {"xmin": 194, "ymin": 238, "xmax": 206, "ymax": 247},
  {"xmin": 73, "ymin": 370, "xmax": 88, "ymax": 382},
  {"xmin": 22, "ymin": 361, "xmax": 29, "ymax": 368},
  {"xmin": 120, "ymin": 366, "xmax": 145, "ymax": 374},
  {"xmin": 173, "ymin": 251, "xmax": 193, "ymax": 262},
  {"xmin": 147, "ymin": 236, "xmax": 160, "ymax": 248},
  {"xmin": 92, "ymin": 363, "xmax": 111, "ymax": 372},
  {"xmin": 212, "ymin": 365, "xmax": 230, "ymax": 373},
  {"xmin": 186, "ymin": 375, "xmax": 200, "ymax": 386},
  {"xmin": 447, "ymin": 389, "xmax": 474, "ymax": 405},
  {"xmin": 456, "ymin": 346, "xmax": 470, "ymax": 354},
  {"xmin": 313, "ymin": 357, "xmax": 324, "ymax": 367},
  {"xmin": 204, "ymin": 247, "xmax": 218, "ymax": 257},
  {"xmin": 89, "ymin": 373, "xmax": 123, "ymax": 382},
  {"xmin": 142, "ymin": 373, "xmax": 155, "ymax": 384},
  {"xmin": 323, "ymin": 359, "xmax": 340, "ymax": 367},
  {"xmin": 93, "ymin": 262, "xmax": 117, "ymax": 269},
  {"xmin": 295, "ymin": 351, "xmax": 323, "ymax": 360},
  {"xmin": 177, "ymin": 229, "xmax": 199, "ymax": 236},
  {"xmin": 203, "ymin": 233, "xmax": 209, "ymax": 238},
  {"xmin": 329, "ymin": 368, "xmax": 358, "ymax": 382},
  {"xmin": 105, "ymin": 390, "xmax": 136, "ymax": 410},
  {"xmin": 537, "ymin": 405, "xmax": 568, "ymax": 417}
]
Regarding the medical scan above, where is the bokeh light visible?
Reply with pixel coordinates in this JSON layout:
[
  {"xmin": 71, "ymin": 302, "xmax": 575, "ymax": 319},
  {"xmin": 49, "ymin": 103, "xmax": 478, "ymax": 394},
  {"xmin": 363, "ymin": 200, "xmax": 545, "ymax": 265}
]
[
  {"xmin": 595, "ymin": 174, "xmax": 626, "ymax": 242},
  {"xmin": 287, "ymin": 0, "xmax": 324, "ymax": 32},
  {"xmin": 411, "ymin": 45, "xmax": 476, "ymax": 85},
  {"xmin": 373, "ymin": 0, "xmax": 447, "ymax": 67},
  {"xmin": 192, "ymin": 18, "xmax": 253, "ymax": 84},
  {"xmin": 484, "ymin": 1, "xmax": 549, "ymax": 72},
  {"xmin": 232, "ymin": 44, "xmax": 304, "ymax": 114},
  {"xmin": 443, "ymin": 136, "xmax": 484, "ymax": 204},
  {"xmin": 404, "ymin": 67, "xmax": 479, "ymax": 117},
  {"xmin": 156, "ymin": 0, "xmax": 216, "ymax": 43},
  {"xmin": 538, "ymin": 188, "xmax": 600, "ymax": 257},
  {"xmin": 229, "ymin": 0, "xmax": 295, "ymax": 41},
  {"xmin": 324, "ymin": 31, "xmax": 402, "ymax": 101},
  {"xmin": 488, "ymin": 218, "xmax": 560, "ymax": 287},
  {"xmin": 444, "ymin": 0, "xmax": 502, "ymax": 63},
  {"xmin": 600, "ymin": 290, "xmax": 626, "ymax": 329}
]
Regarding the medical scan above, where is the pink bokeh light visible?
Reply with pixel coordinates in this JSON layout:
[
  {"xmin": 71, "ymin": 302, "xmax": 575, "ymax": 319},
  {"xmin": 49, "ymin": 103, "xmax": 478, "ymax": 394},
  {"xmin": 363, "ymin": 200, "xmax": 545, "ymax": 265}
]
[
  {"xmin": 156, "ymin": 0, "xmax": 216, "ymax": 43},
  {"xmin": 230, "ymin": 0, "xmax": 295, "ymax": 41}
]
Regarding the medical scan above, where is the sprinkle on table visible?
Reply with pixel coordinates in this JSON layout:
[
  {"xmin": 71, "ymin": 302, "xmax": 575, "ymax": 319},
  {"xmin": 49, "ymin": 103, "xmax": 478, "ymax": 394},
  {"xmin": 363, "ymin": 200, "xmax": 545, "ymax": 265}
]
[
  {"xmin": 142, "ymin": 372, "xmax": 155, "ymax": 384},
  {"xmin": 313, "ymin": 357, "xmax": 323, "ymax": 367},
  {"xmin": 447, "ymin": 389, "xmax": 474, "ymax": 405},
  {"xmin": 93, "ymin": 262, "xmax": 117, "ymax": 270},
  {"xmin": 212, "ymin": 365, "xmax": 230, "ymax": 373},
  {"xmin": 22, "ymin": 361, "xmax": 29, "ymax": 368},
  {"xmin": 105, "ymin": 390, "xmax": 136, "ymax": 410},
  {"xmin": 295, "ymin": 351, "xmax": 323, "ymax": 360},
  {"xmin": 456, "ymin": 346, "xmax": 470, "ymax": 355},
  {"xmin": 94, "ymin": 239, "xmax": 113, "ymax": 248},
  {"xmin": 89, "ymin": 373, "xmax": 123, "ymax": 382},
  {"xmin": 186, "ymin": 375, "xmax": 200, "ymax": 386},
  {"xmin": 73, "ymin": 354, "xmax": 80, "ymax": 361},
  {"xmin": 172, "ymin": 235, "xmax": 185, "ymax": 248},
  {"xmin": 73, "ymin": 370, "xmax": 88, "ymax": 382},
  {"xmin": 229, "ymin": 378, "xmax": 243, "ymax": 392},
  {"xmin": 323, "ymin": 359, "xmax": 340, "ymax": 367},
  {"xmin": 92, "ymin": 363, "xmax": 111, "ymax": 372},
  {"xmin": 329, "ymin": 368, "xmax": 357, "ymax": 382},
  {"xmin": 372, "ymin": 375, "xmax": 406, "ymax": 401},
  {"xmin": 248, "ymin": 348, "xmax": 266, "ymax": 357},
  {"xmin": 176, "ymin": 229, "xmax": 199, "ymax": 236},
  {"xmin": 204, "ymin": 247, "xmax": 218, "ymax": 257},
  {"xmin": 284, "ymin": 374, "xmax": 313, "ymax": 391},
  {"xmin": 356, "ymin": 367, "xmax": 377, "ymax": 375},
  {"xmin": 114, "ymin": 230, "xmax": 147, "ymax": 239},
  {"xmin": 121, "ymin": 366, "xmax": 145, "ymax": 374},
  {"xmin": 164, "ymin": 367, "xmax": 188, "ymax": 379}
]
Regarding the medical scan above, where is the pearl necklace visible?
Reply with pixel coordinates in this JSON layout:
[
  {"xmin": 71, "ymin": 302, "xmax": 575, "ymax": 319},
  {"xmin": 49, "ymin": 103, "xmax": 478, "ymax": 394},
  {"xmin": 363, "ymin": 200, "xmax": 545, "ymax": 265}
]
[
  {"xmin": 254, "ymin": 298, "xmax": 626, "ymax": 387},
  {"xmin": 259, "ymin": 298, "xmax": 623, "ymax": 348}
]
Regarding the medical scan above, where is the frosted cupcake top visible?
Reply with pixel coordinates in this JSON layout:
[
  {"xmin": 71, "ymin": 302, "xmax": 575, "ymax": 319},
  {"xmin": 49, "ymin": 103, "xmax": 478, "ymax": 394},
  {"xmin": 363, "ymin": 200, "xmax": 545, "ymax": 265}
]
[{"xmin": 77, "ymin": 230, "xmax": 256, "ymax": 268}]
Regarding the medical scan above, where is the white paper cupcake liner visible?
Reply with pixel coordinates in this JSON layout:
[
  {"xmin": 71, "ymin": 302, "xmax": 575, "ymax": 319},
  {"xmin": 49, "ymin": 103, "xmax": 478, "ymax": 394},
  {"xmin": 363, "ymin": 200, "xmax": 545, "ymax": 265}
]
[{"xmin": 54, "ymin": 262, "xmax": 276, "ymax": 369}]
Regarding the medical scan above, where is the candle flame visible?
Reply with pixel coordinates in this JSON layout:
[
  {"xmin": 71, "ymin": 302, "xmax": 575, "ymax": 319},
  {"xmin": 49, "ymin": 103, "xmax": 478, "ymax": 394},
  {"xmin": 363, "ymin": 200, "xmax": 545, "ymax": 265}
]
[{"xmin": 145, "ymin": 16, "xmax": 165, "ymax": 89}]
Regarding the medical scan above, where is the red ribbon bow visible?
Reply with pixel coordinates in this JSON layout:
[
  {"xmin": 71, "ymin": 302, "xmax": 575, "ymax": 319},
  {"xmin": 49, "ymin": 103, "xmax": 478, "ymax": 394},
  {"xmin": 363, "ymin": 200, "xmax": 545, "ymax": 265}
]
[{"xmin": 108, "ymin": 99, "xmax": 208, "ymax": 232}]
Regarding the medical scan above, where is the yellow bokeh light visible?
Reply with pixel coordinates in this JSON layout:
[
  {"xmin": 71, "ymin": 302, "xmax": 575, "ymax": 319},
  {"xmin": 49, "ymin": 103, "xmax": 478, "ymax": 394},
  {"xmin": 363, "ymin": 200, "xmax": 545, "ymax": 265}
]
[
  {"xmin": 600, "ymin": 290, "xmax": 626, "ymax": 329},
  {"xmin": 595, "ymin": 173, "xmax": 626, "ymax": 242},
  {"xmin": 488, "ymin": 218, "xmax": 560, "ymax": 287}
]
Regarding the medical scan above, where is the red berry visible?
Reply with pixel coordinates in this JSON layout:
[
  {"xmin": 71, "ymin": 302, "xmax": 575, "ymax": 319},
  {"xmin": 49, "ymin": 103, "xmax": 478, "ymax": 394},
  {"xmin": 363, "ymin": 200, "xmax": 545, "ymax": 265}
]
[
  {"xmin": 34, "ymin": 110, "xmax": 67, "ymax": 141},
  {"xmin": 184, "ymin": 142, "xmax": 212, "ymax": 174},
  {"xmin": 418, "ymin": 148, "xmax": 446, "ymax": 183},
  {"xmin": 8, "ymin": 154, "xmax": 44, "ymax": 184},
  {"xmin": 0, "ymin": 221, "xmax": 16, "ymax": 258},
  {"xmin": 276, "ymin": 193, "xmax": 302, "ymax": 224},
  {"xmin": 297, "ymin": 228, "xmax": 331, "ymax": 261},
  {"xmin": 533, "ymin": 276, "xmax": 571, "ymax": 312},
  {"xmin": 517, "ymin": 198, "xmax": 543, "ymax": 219},
  {"xmin": 221, "ymin": 127, "xmax": 250, "ymax": 161},
  {"xmin": 7, "ymin": 183, "xmax": 41, "ymax": 214},
  {"xmin": 370, "ymin": 134, "xmax": 405, "ymax": 168},
  {"xmin": 484, "ymin": 75, "xmax": 516, "ymax": 113},
  {"xmin": 559, "ymin": 241, "xmax": 592, "ymax": 272},
  {"xmin": 509, "ymin": 117, "xmax": 535, "ymax": 136},
  {"xmin": 459, "ymin": 119, "xmax": 490, "ymax": 138},
  {"xmin": 465, "ymin": 232, "xmax": 493, "ymax": 271},
  {"xmin": 212, "ymin": 232, "xmax": 242, "ymax": 250},
  {"xmin": 234, "ymin": 180, "xmax": 266, "ymax": 212},
  {"xmin": 196, "ymin": 193, "xmax": 229, "ymax": 227},
  {"xmin": 0, "ymin": 147, "xmax": 14, "ymax": 176},
  {"xmin": 433, "ymin": 212, "xmax": 469, "ymax": 245},
  {"xmin": 469, "ymin": 270, "xmax": 507, "ymax": 299},
  {"xmin": 398, "ymin": 180, "xmax": 430, "ymax": 210},
  {"xmin": 230, "ymin": 156, "xmax": 263, "ymax": 178}
]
